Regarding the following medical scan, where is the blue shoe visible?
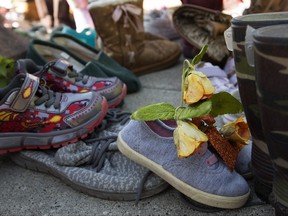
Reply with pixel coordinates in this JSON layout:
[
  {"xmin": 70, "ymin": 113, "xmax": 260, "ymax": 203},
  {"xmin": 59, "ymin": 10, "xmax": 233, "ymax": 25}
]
[
  {"xmin": 117, "ymin": 120, "xmax": 250, "ymax": 209},
  {"xmin": 58, "ymin": 25, "xmax": 97, "ymax": 48}
]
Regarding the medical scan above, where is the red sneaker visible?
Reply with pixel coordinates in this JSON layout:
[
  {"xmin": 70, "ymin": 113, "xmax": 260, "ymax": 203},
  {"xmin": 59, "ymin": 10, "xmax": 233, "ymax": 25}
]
[
  {"xmin": 0, "ymin": 73, "xmax": 108, "ymax": 154},
  {"xmin": 16, "ymin": 59, "xmax": 126, "ymax": 108}
]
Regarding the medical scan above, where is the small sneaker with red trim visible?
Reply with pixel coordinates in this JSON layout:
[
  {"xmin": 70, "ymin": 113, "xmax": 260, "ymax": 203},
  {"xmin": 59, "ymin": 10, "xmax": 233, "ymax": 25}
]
[
  {"xmin": 0, "ymin": 73, "xmax": 107, "ymax": 154},
  {"xmin": 15, "ymin": 59, "xmax": 126, "ymax": 108}
]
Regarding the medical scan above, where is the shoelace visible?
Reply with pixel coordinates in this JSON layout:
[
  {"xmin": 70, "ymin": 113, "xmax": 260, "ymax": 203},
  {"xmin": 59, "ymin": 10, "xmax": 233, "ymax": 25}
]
[
  {"xmin": 135, "ymin": 170, "xmax": 152, "ymax": 205},
  {"xmin": 85, "ymin": 136, "xmax": 117, "ymax": 172},
  {"xmin": 84, "ymin": 133, "xmax": 151, "ymax": 205},
  {"xmin": 91, "ymin": 109, "xmax": 131, "ymax": 135},
  {"xmin": 34, "ymin": 85, "xmax": 62, "ymax": 109},
  {"xmin": 42, "ymin": 61, "xmax": 89, "ymax": 84},
  {"xmin": 84, "ymin": 109, "xmax": 131, "ymax": 170},
  {"xmin": 84, "ymin": 109, "xmax": 151, "ymax": 204},
  {"xmin": 105, "ymin": 109, "xmax": 131, "ymax": 125}
]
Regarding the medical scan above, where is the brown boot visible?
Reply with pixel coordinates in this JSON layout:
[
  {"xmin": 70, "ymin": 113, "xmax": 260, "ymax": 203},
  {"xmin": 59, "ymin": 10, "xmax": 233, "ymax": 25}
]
[{"xmin": 88, "ymin": 0, "xmax": 181, "ymax": 74}]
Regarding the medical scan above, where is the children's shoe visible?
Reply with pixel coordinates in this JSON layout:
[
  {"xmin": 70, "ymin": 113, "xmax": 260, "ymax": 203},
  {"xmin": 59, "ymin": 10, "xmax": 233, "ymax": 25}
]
[
  {"xmin": 117, "ymin": 120, "xmax": 250, "ymax": 209},
  {"xmin": 56, "ymin": 25, "xmax": 97, "ymax": 48},
  {"xmin": 27, "ymin": 38, "xmax": 141, "ymax": 94},
  {"xmin": 10, "ymin": 109, "xmax": 169, "ymax": 200},
  {"xmin": 0, "ymin": 73, "xmax": 108, "ymax": 154},
  {"xmin": 16, "ymin": 59, "xmax": 126, "ymax": 108},
  {"xmin": 26, "ymin": 38, "xmax": 108, "ymax": 78}
]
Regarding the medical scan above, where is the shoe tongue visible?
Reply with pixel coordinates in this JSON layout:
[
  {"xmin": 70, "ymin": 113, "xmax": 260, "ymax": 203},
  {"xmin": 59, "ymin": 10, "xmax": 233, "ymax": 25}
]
[{"xmin": 86, "ymin": 109, "xmax": 131, "ymax": 149}]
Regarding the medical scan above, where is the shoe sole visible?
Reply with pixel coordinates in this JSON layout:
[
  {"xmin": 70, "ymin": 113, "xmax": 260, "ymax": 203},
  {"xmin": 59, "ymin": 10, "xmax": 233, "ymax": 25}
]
[
  {"xmin": 117, "ymin": 131, "xmax": 250, "ymax": 209},
  {"xmin": 0, "ymin": 98, "xmax": 108, "ymax": 154},
  {"xmin": 107, "ymin": 84, "xmax": 127, "ymax": 108},
  {"xmin": 10, "ymin": 150, "xmax": 170, "ymax": 201}
]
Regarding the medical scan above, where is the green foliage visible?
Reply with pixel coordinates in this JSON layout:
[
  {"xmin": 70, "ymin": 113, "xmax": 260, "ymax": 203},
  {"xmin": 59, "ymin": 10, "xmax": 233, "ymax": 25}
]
[
  {"xmin": 210, "ymin": 92, "xmax": 243, "ymax": 117},
  {"xmin": 131, "ymin": 100, "xmax": 213, "ymax": 121},
  {"xmin": 191, "ymin": 45, "xmax": 208, "ymax": 66},
  {"xmin": 175, "ymin": 100, "xmax": 212, "ymax": 120},
  {"xmin": 131, "ymin": 45, "xmax": 244, "ymax": 122},
  {"xmin": 0, "ymin": 56, "xmax": 15, "ymax": 87},
  {"xmin": 131, "ymin": 103, "xmax": 176, "ymax": 121}
]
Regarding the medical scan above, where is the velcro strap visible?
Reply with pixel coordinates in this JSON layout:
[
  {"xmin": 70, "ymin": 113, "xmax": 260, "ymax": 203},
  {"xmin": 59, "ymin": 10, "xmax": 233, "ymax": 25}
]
[
  {"xmin": 50, "ymin": 59, "xmax": 71, "ymax": 76},
  {"xmin": 11, "ymin": 74, "xmax": 40, "ymax": 112}
]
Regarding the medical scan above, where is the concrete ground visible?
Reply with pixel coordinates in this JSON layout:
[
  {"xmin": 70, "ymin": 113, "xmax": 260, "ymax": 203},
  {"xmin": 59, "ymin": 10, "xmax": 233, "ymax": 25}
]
[{"xmin": 0, "ymin": 55, "xmax": 276, "ymax": 216}]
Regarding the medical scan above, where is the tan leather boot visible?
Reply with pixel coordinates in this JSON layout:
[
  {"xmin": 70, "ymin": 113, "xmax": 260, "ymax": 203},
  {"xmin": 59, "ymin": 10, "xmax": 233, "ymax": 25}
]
[{"xmin": 88, "ymin": 0, "xmax": 181, "ymax": 74}]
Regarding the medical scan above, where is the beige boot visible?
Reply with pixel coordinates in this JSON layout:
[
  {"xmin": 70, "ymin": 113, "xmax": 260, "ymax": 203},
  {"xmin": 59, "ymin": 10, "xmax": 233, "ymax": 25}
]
[{"xmin": 88, "ymin": 0, "xmax": 181, "ymax": 74}]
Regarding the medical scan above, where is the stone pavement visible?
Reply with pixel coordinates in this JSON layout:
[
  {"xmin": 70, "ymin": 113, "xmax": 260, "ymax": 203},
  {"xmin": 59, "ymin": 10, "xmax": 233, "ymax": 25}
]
[{"xmin": 0, "ymin": 55, "xmax": 275, "ymax": 216}]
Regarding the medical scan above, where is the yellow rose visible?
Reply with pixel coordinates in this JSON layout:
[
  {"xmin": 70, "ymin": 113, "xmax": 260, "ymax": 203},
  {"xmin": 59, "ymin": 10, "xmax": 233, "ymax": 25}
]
[
  {"xmin": 173, "ymin": 120, "xmax": 208, "ymax": 158},
  {"xmin": 183, "ymin": 71, "xmax": 215, "ymax": 105},
  {"xmin": 220, "ymin": 117, "xmax": 250, "ymax": 145}
]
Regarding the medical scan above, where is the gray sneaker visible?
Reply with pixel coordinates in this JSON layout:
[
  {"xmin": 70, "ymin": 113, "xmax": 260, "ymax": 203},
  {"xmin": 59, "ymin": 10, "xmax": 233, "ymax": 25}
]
[
  {"xmin": 117, "ymin": 120, "xmax": 250, "ymax": 209},
  {"xmin": 10, "ymin": 109, "xmax": 169, "ymax": 201},
  {"xmin": 0, "ymin": 73, "xmax": 107, "ymax": 154}
]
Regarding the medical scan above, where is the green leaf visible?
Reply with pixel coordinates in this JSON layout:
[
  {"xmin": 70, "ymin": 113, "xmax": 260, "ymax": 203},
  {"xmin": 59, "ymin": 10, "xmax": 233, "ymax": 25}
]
[
  {"xmin": 0, "ymin": 79, "xmax": 8, "ymax": 87},
  {"xmin": 131, "ymin": 103, "xmax": 176, "ymax": 121},
  {"xmin": 0, "ymin": 56, "xmax": 15, "ymax": 88},
  {"xmin": 191, "ymin": 45, "xmax": 208, "ymax": 66},
  {"xmin": 210, "ymin": 92, "xmax": 243, "ymax": 117},
  {"xmin": 175, "ymin": 100, "xmax": 212, "ymax": 120}
]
